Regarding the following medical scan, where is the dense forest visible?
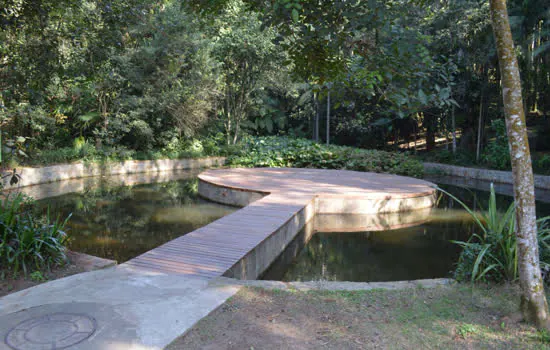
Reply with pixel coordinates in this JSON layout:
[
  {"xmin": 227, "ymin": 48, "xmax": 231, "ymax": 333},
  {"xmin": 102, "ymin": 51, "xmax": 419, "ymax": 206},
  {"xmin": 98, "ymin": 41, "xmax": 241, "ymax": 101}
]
[{"xmin": 0, "ymin": 0, "xmax": 549, "ymax": 170}]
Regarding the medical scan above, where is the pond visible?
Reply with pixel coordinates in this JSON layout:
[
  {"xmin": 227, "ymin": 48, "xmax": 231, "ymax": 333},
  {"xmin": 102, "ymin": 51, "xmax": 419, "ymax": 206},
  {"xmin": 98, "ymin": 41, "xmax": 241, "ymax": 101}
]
[
  {"xmin": 261, "ymin": 180, "xmax": 550, "ymax": 282},
  {"xmin": 34, "ymin": 172, "xmax": 550, "ymax": 281},
  {"xmin": 36, "ymin": 176, "xmax": 236, "ymax": 263}
]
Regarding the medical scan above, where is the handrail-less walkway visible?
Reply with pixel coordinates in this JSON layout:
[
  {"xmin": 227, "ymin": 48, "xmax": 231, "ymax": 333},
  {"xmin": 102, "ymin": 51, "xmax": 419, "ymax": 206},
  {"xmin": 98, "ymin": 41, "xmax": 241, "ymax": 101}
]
[
  {"xmin": 0, "ymin": 168, "xmax": 436, "ymax": 350},
  {"xmin": 125, "ymin": 168, "xmax": 436, "ymax": 279}
]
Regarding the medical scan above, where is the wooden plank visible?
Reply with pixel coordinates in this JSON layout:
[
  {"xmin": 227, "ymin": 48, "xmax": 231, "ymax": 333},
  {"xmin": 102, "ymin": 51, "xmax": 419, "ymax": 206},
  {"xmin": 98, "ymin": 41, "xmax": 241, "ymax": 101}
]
[
  {"xmin": 142, "ymin": 249, "xmax": 237, "ymax": 265},
  {"xmin": 154, "ymin": 245, "xmax": 245, "ymax": 260},
  {"xmin": 163, "ymin": 237, "xmax": 255, "ymax": 252},
  {"xmin": 130, "ymin": 256, "xmax": 226, "ymax": 275},
  {"xmin": 126, "ymin": 260, "xmax": 218, "ymax": 278}
]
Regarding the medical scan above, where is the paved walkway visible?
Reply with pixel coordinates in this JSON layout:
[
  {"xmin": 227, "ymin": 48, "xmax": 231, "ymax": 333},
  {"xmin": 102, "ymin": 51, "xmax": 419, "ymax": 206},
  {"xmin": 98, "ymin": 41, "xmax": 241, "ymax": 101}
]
[{"xmin": 0, "ymin": 168, "xmax": 435, "ymax": 349}]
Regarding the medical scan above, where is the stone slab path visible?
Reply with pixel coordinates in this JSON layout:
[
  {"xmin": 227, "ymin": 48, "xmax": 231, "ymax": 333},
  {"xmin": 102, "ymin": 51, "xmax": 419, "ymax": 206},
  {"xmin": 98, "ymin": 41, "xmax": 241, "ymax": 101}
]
[{"xmin": 0, "ymin": 168, "xmax": 436, "ymax": 349}]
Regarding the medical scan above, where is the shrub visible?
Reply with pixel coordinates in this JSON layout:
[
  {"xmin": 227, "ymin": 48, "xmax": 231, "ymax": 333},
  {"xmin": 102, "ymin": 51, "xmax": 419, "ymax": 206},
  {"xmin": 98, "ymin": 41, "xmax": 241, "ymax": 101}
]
[
  {"xmin": 481, "ymin": 120, "xmax": 511, "ymax": 171},
  {"xmin": 443, "ymin": 184, "xmax": 550, "ymax": 283},
  {"xmin": 226, "ymin": 136, "xmax": 424, "ymax": 177},
  {"xmin": 0, "ymin": 193, "xmax": 71, "ymax": 275},
  {"xmin": 533, "ymin": 154, "xmax": 550, "ymax": 175},
  {"xmin": 420, "ymin": 149, "xmax": 477, "ymax": 167}
]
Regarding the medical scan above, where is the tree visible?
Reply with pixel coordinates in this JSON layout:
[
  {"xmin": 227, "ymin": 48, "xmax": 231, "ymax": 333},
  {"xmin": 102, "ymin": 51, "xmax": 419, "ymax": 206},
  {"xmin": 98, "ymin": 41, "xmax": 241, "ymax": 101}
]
[
  {"xmin": 489, "ymin": 0, "xmax": 549, "ymax": 329},
  {"xmin": 209, "ymin": 0, "xmax": 281, "ymax": 144}
]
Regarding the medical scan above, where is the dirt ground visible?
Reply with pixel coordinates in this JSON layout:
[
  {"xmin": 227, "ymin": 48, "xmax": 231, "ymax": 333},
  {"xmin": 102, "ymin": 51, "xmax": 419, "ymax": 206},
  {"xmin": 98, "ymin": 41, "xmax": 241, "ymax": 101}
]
[
  {"xmin": 168, "ymin": 284, "xmax": 550, "ymax": 350},
  {"xmin": 0, "ymin": 263, "xmax": 87, "ymax": 298},
  {"xmin": 1, "ymin": 250, "xmax": 115, "ymax": 298}
]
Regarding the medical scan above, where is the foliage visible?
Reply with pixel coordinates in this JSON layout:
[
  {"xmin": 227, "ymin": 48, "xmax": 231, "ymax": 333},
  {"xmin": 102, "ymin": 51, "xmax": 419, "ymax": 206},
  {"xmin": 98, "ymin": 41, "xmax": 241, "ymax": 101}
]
[
  {"xmin": 29, "ymin": 270, "xmax": 46, "ymax": 282},
  {"xmin": 0, "ymin": 193, "xmax": 70, "ymax": 275},
  {"xmin": 7, "ymin": 133, "xmax": 230, "ymax": 167},
  {"xmin": 481, "ymin": 120, "xmax": 511, "ymax": 171},
  {"xmin": 0, "ymin": 1, "xmax": 222, "ymax": 154},
  {"xmin": 442, "ymin": 184, "xmax": 550, "ymax": 283},
  {"xmin": 420, "ymin": 149, "xmax": 477, "ymax": 167},
  {"xmin": 534, "ymin": 155, "xmax": 550, "ymax": 175},
  {"xmin": 210, "ymin": 0, "xmax": 285, "ymax": 144},
  {"xmin": 0, "ymin": 0, "xmax": 548, "ymax": 171},
  {"xmin": 457, "ymin": 323, "xmax": 479, "ymax": 339},
  {"xmin": 226, "ymin": 136, "xmax": 424, "ymax": 177}
]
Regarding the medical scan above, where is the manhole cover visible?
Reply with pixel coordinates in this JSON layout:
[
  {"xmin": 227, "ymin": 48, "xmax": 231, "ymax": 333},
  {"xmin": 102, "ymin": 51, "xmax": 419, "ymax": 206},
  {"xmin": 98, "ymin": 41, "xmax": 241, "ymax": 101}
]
[{"xmin": 5, "ymin": 313, "xmax": 96, "ymax": 350}]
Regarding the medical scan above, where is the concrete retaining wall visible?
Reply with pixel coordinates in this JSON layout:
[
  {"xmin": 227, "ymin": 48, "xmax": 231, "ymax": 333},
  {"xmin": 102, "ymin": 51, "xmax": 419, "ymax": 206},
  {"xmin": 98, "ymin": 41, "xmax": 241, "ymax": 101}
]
[
  {"xmin": 424, "ymin": 162, "xmax": 550, "ymax": 190},
  {"xmin": 198, "ymin": 179, "xmax": 268, "ymax": 207},
  {"xmin": 224, "ymin": 200, "xmax": 316, "ymax": 280},
  {"xmin": 1, "ymin": 157, "xmax": 225, "ymax": 190},
  {"xmin": 315, "ymin": 193, "xmax": 437, "ymax": 214},
  {"xmin": 13, "ymin": 169, "xmax": 202, "ymax": 201}
]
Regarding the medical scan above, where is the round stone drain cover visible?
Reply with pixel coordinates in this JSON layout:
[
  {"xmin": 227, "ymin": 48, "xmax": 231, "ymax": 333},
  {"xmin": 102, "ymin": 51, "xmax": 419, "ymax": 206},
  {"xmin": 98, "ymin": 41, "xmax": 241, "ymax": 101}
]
[{"xmin": 5, "ymin": 313, "xmax": 96, "ymax": 350}]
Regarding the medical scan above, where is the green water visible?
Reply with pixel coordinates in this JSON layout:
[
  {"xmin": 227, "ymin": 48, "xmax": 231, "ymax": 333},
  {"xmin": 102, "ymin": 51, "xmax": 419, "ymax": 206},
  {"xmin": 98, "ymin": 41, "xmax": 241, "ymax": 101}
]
[
  {"xmin": 262, "ymin": 183, "xmax": 550, "ymax": 282},
  {"xmin": 35, "ymin": 174, "xmax": 550, "ymax": 281},
  {"xmin": 36, "ymin": 179, "xmax": 236, "ymax": 263}
]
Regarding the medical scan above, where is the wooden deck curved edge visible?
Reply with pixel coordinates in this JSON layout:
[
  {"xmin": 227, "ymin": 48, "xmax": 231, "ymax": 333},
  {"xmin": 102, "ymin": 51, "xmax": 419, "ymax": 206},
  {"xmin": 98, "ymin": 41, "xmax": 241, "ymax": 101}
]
[{"xmin": 125, "ymin": 168, "xmax": 437, "ymax": 280}]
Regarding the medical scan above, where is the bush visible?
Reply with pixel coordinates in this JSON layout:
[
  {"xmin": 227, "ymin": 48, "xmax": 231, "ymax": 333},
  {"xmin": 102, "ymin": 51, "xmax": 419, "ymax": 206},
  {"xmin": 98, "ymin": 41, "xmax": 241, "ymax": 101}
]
[
  {"xmin": 533, "ymin": 154, "xmax": 550, "ymax": 175},
  {"xmin": 23, "ymin": 134, "xmax": 232, "ymax": 166},
  {"xmin": 420, "ymin": 149, "xmax": 477, "ymax": 167},
  {"xmin": 481, "ymin": 120, "xmax": 511, "ymax": 171},
  {"xmin": 443, "ymin": 184, "xmax": 550, "ymax": 284},
  {"xmin": 0, "ymin": 193, "xmax": 71, "ymax": 275},
  {"xmin": 226, "ymin": 136, "xmax": 424, "ymax": 177}
]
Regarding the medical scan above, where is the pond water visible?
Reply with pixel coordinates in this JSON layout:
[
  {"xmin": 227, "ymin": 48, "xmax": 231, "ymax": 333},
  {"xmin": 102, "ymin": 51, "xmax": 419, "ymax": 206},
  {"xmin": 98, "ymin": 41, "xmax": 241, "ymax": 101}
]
[
  {"xmin": 34, "ymin": 172, "xmax": 550, "ymax": 281},
  {"xmin": 262, "ymin": 181, "xmax": 550, "ymax": 282},
  {"xmin": 36, "ymin": 177, "xmax": 236, "ymax": 263}
]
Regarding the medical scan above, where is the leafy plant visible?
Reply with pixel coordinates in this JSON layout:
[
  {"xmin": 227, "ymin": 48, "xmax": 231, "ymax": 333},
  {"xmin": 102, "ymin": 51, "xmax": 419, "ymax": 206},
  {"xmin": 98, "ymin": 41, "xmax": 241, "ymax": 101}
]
[
  {"xmin": 456, "ymin": 323, "xmax": 479, "ymax": 338},
  {"xmin": 442, "ymin": 184, "xmax": 550, "ymax": 283},
  {"xmin": 533, "ymin": 154, "xmax": 550, "ymax": 175},
  {"xmin": 0, "ymin": 193, "xmax": 71, "ymax": 275},
  {"xmin": 29, "ymin": 270, "xmax": 46, "ymax": 282},
  {"xmin": 226, "ymin": 136, "xmax": 424, "ymax": 177},
  {"xmin": 481, "ymin": 120, "xmax": 511, "ymax": 171}
]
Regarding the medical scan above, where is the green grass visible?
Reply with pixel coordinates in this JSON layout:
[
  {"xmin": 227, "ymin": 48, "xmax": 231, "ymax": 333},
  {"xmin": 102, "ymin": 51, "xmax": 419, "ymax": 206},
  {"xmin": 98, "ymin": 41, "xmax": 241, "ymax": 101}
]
[{"xmin": 170, "ymin": 284, "xmax": 550, "ymax": 349}]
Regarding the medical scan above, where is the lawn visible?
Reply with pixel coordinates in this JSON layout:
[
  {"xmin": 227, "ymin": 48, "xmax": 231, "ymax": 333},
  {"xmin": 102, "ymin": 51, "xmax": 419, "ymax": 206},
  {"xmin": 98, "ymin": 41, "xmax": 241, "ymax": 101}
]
[{"xmin": 168, "ymin": 284, "xmax": 550, "ymax": 349}]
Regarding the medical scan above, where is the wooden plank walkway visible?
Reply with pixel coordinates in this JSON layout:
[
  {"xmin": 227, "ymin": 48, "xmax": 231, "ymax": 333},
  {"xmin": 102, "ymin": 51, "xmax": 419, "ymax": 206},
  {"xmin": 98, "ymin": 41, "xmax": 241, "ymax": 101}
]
[
  {"xmin": 124, "ymin": 168, "xmax": 436, "ymax": 279},
  {"xmin": 124, "ymin": 194, "xmax": 313, "ymax": 278}
]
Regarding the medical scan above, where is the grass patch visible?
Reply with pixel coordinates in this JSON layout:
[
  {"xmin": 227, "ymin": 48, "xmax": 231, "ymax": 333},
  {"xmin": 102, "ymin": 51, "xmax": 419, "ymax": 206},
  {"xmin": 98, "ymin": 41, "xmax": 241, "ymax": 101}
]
[{"xmin": 169, "ymin": 284, "xmax": 550, "ymax": 349}]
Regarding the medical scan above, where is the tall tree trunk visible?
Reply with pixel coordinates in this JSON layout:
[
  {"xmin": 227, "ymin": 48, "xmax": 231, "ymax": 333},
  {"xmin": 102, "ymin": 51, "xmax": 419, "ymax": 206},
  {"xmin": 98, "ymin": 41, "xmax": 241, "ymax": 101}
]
[
  {"xmin": 225, "ymin": 86, "xmax": 232, "ymax": 145},
  {"xmin": 450, "ymin": 26, "xmax": 457, "ymax": 154},
  {"xmin": 233, "ymin": 118, "xmax": 240, "ymax": 145},
  {"xmin": 444, "ymin": 113, "xmax": 449, "ymax": 151},
  {"xmin": 425, "ymin": 112, "xmax": 436, "ymax": 152},
  {"xmin": 476, "ymin": 88, "xmax": 484, "ymax": 162},
  {"xmin": 489, "ymin": 0, "xmax": 550, "ymax": 329},
  {"xmin": 312, "ymin": 91, "xmax": 317, "ymax": 141},
  {"xmin": 451, "ymin": 103, "xmax": 457, "ymax": 153},
  {"xmin": 315, "ymin": 93, "xmax": 320, "ymax": 142},
  {"xmin": 326, "ymin": 90, "xmax": 330, "ymax": 145},
  {"xmin": 414, "ymin": 115, "xmax": 418, "ymax": 154}
]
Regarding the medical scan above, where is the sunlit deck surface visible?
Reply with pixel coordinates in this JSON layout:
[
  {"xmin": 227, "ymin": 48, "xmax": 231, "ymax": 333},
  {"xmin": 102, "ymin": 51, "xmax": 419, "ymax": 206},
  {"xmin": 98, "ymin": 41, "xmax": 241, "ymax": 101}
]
[{"xmin": 124, "ymin": 168, "xmax": 437, "ymax": 278}]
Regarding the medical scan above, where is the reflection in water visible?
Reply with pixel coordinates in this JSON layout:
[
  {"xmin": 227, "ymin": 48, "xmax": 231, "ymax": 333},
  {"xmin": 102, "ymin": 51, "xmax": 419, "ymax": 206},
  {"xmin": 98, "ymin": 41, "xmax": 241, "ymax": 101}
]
[
  {"xmin": 263, "ymin": 211, "xmax": 472, "ymax": 282},
  {"xmin": 35, "ymin": 179, "xmax": 236, "ymax": 263},
  {"xmin": 263, "ymin": 183, "xmax": 550, "ymax": 282}
]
